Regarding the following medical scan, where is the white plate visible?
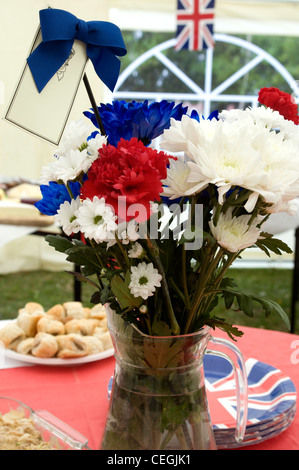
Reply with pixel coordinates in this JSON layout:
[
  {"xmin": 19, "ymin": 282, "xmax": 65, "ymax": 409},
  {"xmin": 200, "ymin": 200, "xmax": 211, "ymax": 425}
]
[
  {"xmin": 0, "ymin": 319, "xmax": 114, "ymax": 366},
  {"xmin": 4, "ymin": 347, "xmax": 114, "ymax": 366}
]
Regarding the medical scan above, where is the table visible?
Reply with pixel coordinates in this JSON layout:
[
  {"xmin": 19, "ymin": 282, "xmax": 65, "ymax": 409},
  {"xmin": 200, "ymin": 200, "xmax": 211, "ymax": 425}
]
[
  {"xmin": 262, "ymin": 202, "xmax": 299, "ymax": 333},
  {"xmin": 0, "ymin": 326, "xmax": 298, "ymax": 451}
]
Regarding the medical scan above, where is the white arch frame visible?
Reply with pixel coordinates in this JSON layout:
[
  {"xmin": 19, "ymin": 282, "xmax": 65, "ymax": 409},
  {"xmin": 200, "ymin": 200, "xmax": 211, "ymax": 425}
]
[{"xmin": 114, "ymin": 33, "xmax": 299, "ymax": 117}]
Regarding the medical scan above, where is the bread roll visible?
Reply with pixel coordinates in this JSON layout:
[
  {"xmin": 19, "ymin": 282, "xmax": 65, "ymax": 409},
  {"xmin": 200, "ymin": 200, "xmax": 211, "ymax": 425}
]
[
  {"xmin": 0, "ymin": 323, "xmax": 25, "ymax": 350},
  {"xmin": 83, "ymin": 336, "xmax": 104, "ymax": 355},
  {"xmin": 17, "ymin": 338, "xmax": 35, "ymax": 355},
  {"xmin": 89, "ymin": 303, "xmax": 106, "ymax": 320},
  {"xmin": 24, "ymin": 302, "xmax": 44, "ymax": 314},
  {"xmin": 17, "ymin": 311, "xmax": 43, "ymax": 337},
  {"xmin": 56, "ymin": 334, "xmax": 88, "ymax": 358},
  {"xmin": 94, "ymin": 329, "xmax": 113, "ymax": 350},
  {"xmin": 63, "ymin": 302, "xmax": 86, "ymax": 320},
  {"xmin": 46, "ymin": 304, "xmax": 66, "ymax": 322},
  {"xmin": 31, "ymin": 333, "xmax": 58, "ymax": 358},
  {"xmin": 37, "ymin": 316, "xmax": 65, "ymax": 336},
  {"xmin": 83, "ymin": 307, "xmax": 91, "ymax": 317},
  {"xmin": 64, "ymin": 319, "xmax": 100, "ymax": 336}
]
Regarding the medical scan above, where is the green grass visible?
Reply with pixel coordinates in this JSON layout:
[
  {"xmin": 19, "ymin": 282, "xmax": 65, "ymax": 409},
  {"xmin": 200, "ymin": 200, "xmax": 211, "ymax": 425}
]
[{"xmin": 0, "ymin": 268, "xmax": 297, "ymax": 334}]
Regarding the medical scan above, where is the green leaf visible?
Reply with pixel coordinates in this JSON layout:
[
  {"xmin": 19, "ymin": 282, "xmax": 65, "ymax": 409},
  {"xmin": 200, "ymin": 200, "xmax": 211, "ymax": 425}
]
[
  {"xmin": 155, "ymin": 236, "xmax": 177, "ymax": 276},
  {"xmin": 151, "ymin": 319, "xmax": 172, "ymax": 336},
  {"xmin": 45, "ymin": 234, "xmax": 74, "ymax": 253},
  {"xmin": 90, "ymin": 291, "xmax": 102, "ymax": 305},
  {"xmin": 46, "ymin": 234, "xmax": 104, "ymax": 273},
  {"xmin": 204, "ymin": 317, "xmax": 244, "ymax": 341},
  {"xmin": 222, "ymin": 288, "xmax": 290, "ymax": 330},
  {"xmin": 65, "ymin": 270, "xmax": 99, "ymax": 289},
  {"xmin": 111, "ymin": 273, "xmax": 143, "ymax": 310},
  {"xmin": 223, "ymin": 290, "xmax": 235, "ymax": 310},
  {"xmin": 220, "ymin": 277, "xmax": 238, "ymax": 289},
  {"xmin": 256, "ymin": 233, "xmax": 293, "ymax": 257}
]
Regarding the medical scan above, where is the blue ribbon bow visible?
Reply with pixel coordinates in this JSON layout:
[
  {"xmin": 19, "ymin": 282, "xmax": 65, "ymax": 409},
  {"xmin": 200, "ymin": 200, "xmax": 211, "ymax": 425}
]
[{"xmin": 27, "ymin": 9, "xmax": 127, "ymax": 93}]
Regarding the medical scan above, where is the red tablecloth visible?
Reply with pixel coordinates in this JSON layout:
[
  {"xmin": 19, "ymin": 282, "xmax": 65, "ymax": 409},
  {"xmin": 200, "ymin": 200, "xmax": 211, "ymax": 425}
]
[{"xmin": 1, "ymin": 326, "xmax": 298, "ymax": 450}]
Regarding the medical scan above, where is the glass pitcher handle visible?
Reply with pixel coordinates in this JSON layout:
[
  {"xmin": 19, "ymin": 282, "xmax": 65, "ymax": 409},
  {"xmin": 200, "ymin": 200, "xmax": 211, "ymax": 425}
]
[{"xmin": 206, "ymin": 336, "xmax": 248, "ymax": 443}]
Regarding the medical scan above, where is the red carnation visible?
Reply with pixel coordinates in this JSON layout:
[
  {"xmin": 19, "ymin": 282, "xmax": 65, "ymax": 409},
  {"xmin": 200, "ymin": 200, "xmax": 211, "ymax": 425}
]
[
  {"xmin": 81, "ymin": 138, "xmax": 173, "ymax": 222},
  {"xmin": 258, "ymin": 87, "xmax": 299, "ymax": 124}
]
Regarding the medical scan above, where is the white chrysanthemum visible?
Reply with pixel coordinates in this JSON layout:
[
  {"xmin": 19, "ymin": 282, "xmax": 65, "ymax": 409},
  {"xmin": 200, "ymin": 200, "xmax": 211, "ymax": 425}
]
[
  {"xmin": 87, "ymin": 133, "xmax": 107, "ymax": 156},
  {"xmin": 249, "ymin": 129, "xmax": 299, "ymax": 208},
  {"xmin": 220, "ymin": 106, "xmax": 284, "ymax": 129},
  {"xmin": 55, "ymin": 197, "xmax": 81, "ymax": 235},
  {"xmin": 185, "ymin": 118, "xmax": 265, "ymax": 203},
  {"xmin": 75, "ymin": 196, "xmax": 118, "ymax": 243},
  {"xmin": 161, "ymin": 156, "xmax": 195, "ymax": 199},
  {"xmin": 129, "ymin": 262, "xmax": 162, "ymax": 300},
  {"xmin": 209, "ymin": 208, "xmax": 261, "ymax": 253},
  {"xmin": 118, "ymin": 219, "xmax": 140, "ymax": 244},
  {"xmin": 40, "ymin": 160, "xmax": 59, "ymax": 184},
  {"xmin": 106, "ymin": 219, "xmax": 140, "ymax": 248},
  {"xmin": 128, "ymin": 242, "xmax": 145, "ymax": 259},
  {"xmin": 221, "ymin": 106, "xmax": 299, "ymax": 141},
  {"xmin": 160, "ymin": 115, "xmax": 219, "ymax": 155},
  {"xmin": 56, "ymin": 120, "xmax": 92, "ymax": 156},
  {"xmin": 267, "ymin": 200, "xmax": 299, "ymax": 216},
  {"xmin": 161, "ymin": 113, "xmax": 299, "ymax": 213},
  {"xmin": 40, "ymin": 148, "xmax": 97, "ymax": 184}
]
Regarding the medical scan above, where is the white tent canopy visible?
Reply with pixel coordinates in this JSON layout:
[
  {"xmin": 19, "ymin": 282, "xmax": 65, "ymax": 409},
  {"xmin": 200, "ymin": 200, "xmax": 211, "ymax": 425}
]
[{"xmin": 110, "ymin": 0, "xmax": 299, "ymax": 36}]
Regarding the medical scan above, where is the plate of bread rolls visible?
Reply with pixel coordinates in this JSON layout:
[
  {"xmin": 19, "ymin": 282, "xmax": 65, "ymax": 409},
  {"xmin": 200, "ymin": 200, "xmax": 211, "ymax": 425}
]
[{"xmin": 0, "ymin": 301, "xmax": 114, "ymax": 365}]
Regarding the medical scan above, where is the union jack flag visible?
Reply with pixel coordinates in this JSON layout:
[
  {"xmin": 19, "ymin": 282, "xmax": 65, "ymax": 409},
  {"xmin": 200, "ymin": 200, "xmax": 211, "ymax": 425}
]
[
  {"xmin": 204, "ymin": 356, "xmax": 297, "ymax": 429},
  {"xmin": 175, "ymin": 0, "xmax": 215, "ymax": 51}
]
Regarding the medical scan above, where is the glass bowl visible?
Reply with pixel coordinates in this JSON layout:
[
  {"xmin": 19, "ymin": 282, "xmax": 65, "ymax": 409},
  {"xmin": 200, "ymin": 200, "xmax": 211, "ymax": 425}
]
[{"xmin": 0, "ymin": 397, "xmax": 91, "ymax": 450}]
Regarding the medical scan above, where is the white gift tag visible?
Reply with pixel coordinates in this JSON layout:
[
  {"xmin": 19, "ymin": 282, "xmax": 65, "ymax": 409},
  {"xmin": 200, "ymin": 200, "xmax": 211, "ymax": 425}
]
[{"xmin": 4, "ymin": 26, "xmax": 87, "ymax": 145}]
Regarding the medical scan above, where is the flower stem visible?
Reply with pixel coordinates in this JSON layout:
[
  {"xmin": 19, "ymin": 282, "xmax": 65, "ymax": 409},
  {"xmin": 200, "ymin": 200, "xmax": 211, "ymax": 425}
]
[
  {"xmin": 66, "ymin": 182, "xmax": 75, "ymax": 200},
  {"xmin": 89, "ymin": 239, "xmax": 106, "ymax": 270},
  {"xmin": 115, "ymin": 234, "xmax": 131, "ymax": 267},
  {"xmin": 145, "ymin": 234, "xmax": 180, "ymax": 335},
  {"xmin": 181, "ymin": 245, "xmax": 190, "ymax": 307},
  {"xmin": 183, "ymin": 246, "xmax": 224, "ymax": 333},
  {"xmin": 202, "ymin": 251, "xmax": 239, "ymax": 314}
]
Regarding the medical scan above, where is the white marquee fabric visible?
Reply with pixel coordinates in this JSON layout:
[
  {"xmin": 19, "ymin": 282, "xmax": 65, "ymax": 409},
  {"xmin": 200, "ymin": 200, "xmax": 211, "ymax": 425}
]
[
  {"xmin": 110, "ymin": 0, "xmax": 299, "ymax": 36},
  {"xmin": 0, "ymin": 0, "xmax": 298, "ymax": 273}
]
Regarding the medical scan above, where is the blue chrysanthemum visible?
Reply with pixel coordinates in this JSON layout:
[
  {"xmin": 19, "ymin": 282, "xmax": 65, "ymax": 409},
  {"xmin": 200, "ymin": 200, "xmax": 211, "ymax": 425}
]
[
  {"xmin": 87, "ymin": 130, "xmax": 99, "ymax": 141},
  {"xmin": 190, "ymin": 109, "xmax": 219, "ymax": 121},
  {"xmin": 83, "ymin": 100, "xmax": 188, "ymax": 146},
  {"xmin": 35, "ymin": 181, "xmax": 81, "ymax": 216}
]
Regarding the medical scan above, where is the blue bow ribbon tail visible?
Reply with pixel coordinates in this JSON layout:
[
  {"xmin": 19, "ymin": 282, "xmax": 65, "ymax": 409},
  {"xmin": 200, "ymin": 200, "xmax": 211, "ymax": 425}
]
[{"xmin": 27, "ymin": 40, "xmax": 74, "ymax": 93}]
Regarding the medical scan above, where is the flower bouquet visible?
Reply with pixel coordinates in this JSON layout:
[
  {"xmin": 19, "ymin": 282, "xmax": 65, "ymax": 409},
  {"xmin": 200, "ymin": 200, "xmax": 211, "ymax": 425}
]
[{"xmin": 36, "ymin": 87, "xmax": 299, "ymax": 450}]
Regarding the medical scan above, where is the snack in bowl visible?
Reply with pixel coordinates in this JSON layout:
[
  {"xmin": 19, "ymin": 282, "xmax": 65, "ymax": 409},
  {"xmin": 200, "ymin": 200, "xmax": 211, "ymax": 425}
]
[
  {"xmin": 0, "ymin": 408, "xmax": 57, "ymax": 450},
  {"xmin": 0, "ymin": 302, "xmax": 113, "ymax": 360},
  {"xmin": 0, "ymin": 397, "xmax": 91, "ymax": 450}
]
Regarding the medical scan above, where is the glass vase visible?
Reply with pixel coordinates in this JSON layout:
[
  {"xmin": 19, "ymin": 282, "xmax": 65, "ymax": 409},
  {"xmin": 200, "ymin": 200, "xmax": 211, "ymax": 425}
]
[{"xmin": 101, "ymin": 308, "xmax": 247, "ymax": 451}]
